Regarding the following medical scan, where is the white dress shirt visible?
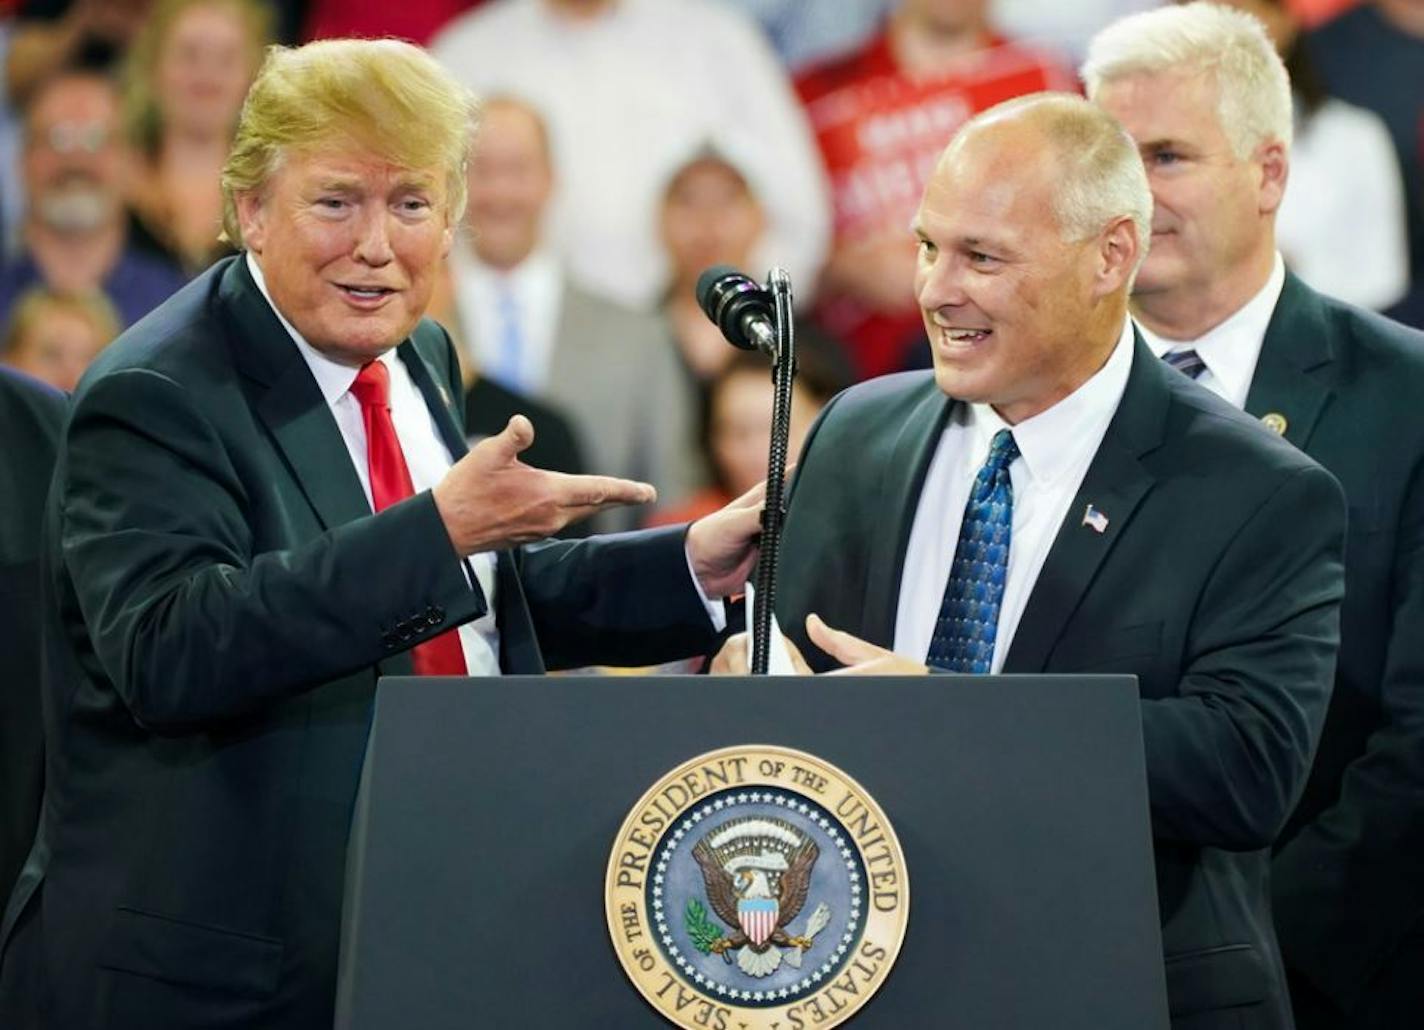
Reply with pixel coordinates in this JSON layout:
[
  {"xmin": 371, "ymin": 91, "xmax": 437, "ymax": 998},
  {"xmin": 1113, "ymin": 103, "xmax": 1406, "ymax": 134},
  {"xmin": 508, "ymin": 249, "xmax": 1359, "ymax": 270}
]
[
  {"xmin": 1137, "ymin": 253, "xmax": 1286, "ymax": 410},
  {"xmin": 448, "ymin": 245, "xmax": 564, "ymax": 393},
  {"xmin": 894, "ymin": 317, "xmax": 1135, "ymax": 672},
  {"xmin": 246, "ymin": 253, "xmax": 502, "ymax": 676}
]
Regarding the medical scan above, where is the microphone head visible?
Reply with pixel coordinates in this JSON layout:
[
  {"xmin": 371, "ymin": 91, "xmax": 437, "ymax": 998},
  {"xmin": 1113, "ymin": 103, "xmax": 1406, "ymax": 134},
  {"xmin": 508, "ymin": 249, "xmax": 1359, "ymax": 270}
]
[
  {"xmin": 695, "ymin": 265, "xmax": 772, "ymax": 351},
  {"xmin": 695, "ymin": 264, "xmax": 747, "ymax": 314}
]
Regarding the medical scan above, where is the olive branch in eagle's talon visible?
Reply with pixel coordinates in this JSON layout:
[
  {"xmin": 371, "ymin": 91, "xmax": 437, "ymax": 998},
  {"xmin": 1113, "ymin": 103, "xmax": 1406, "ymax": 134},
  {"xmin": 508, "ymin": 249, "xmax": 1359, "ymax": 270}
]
[{"xmin": 685, "ymin": 899, "xmax": 730, "ymax": 960}]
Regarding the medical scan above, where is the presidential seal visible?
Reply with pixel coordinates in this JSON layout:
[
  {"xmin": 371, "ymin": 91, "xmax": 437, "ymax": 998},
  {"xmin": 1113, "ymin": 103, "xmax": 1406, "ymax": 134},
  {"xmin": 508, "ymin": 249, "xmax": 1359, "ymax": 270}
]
[{"xmin": 606, "ymin": 746, "xmax": 909, "ymax": 1029}]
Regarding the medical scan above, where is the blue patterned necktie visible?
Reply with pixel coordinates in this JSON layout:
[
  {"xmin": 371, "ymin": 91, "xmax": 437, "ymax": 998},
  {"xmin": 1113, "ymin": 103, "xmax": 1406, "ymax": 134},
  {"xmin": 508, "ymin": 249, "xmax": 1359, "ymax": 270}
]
[
  {"xmin": 926, "ymin": 429, "xmax": 1020, "ymax": 673},
  {"xmin": 1162, "ymin": 347, "xmax": 1206, "ymax": 380}
]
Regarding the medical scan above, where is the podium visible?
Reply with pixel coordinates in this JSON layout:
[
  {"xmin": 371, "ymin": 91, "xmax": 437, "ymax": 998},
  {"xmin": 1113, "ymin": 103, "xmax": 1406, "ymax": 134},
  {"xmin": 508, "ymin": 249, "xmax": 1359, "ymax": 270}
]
[{"xmin": 335, "ymin": 675, "xmax": 1169, "ymax": 1029}]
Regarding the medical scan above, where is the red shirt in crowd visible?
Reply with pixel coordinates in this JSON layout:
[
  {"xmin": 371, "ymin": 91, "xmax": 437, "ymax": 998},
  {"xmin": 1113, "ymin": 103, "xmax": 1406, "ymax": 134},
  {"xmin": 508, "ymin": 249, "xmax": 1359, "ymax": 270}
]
[
  {"xmin": 302, "ymin": 0, "xmax": 482, "ymax": 46},
  {"xmin": 797, "ymin": 31, "xmax": 1077, "ymax": 378}
]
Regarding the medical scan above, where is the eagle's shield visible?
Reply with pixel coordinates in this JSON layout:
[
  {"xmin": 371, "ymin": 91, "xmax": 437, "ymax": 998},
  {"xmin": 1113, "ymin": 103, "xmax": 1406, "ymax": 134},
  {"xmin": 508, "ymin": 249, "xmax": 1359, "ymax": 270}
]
[{"xmin": 738, "ymin": 897, "xmax": 778, "ymax": 947}]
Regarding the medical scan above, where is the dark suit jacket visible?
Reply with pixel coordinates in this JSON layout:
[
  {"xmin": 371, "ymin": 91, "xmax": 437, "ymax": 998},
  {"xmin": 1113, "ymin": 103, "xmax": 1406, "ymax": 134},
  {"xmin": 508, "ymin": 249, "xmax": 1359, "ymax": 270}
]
[
  {"xmin": 1257, "ymin": 274, "xmax": 1424, "ymax": 1021},
  {"xmin": 775, "ymin": 338, "xmax": 1346, "ymax": 1030},
  {"xmin": 0, "ymin": 369, "xmax": 64, "ymax": 905},
  {"xmin": 0, "ymin": 256, "xmax": 717, "ymax": 1029}
]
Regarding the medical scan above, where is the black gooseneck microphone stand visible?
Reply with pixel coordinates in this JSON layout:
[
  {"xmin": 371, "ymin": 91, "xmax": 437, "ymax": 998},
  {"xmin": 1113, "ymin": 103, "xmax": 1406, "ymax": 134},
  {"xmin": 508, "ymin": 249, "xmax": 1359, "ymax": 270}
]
[
  {"xmin": 694, "ymin": 264, "xmax": 798, "ymax": 674},
  {"xmin": 750, "ymin": 268, "xmax": 795, "ymax": 675}
]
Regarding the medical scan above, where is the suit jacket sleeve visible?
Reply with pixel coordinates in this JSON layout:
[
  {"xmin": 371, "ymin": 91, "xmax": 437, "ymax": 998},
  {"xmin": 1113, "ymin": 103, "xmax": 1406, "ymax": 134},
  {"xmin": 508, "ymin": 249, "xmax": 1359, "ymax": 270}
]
[
  {"xmin": 59, "ymin": 367, "xmax": 485, "ymax": 731},
  {"xmin": 514, "ymin": 525, "xmax": 720, "ymax": 670},
  {"xmin": 1272, "ymin": 455, "xmax": 1424, "ymax": 1005},
  {"xmin": 1141, "ymin": 463, "xmax": 1346, "ymax": 851}
]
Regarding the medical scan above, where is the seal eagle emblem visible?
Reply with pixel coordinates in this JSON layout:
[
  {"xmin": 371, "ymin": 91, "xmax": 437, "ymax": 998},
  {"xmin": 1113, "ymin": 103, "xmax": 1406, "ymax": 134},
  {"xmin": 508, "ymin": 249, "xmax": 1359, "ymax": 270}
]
[
  {"xmin": 690, "ymin": 816, "xmax": 823, "ymax": 975},
  {"xmin": 606, "ymin": 745, "xmax": 909, "ymax": 1029}
]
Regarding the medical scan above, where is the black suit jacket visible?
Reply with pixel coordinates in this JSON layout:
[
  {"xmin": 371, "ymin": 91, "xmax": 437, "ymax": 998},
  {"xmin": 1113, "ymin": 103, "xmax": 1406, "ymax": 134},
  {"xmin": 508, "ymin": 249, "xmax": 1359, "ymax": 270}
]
[
  {"xmin": 0, "ymin": 257, "xmax": 717, "ymax": 1029},
  {"xmin": 0, "ymin": 369, "xmax": 64, "ymax": 905},
  {"xmin": 775, "ymin": 338, "xmax": 1346, "ymax": 1030},
  {"xmin": 1256, "ymin": 274, "xmax": 1424, "ymax": 1020}
]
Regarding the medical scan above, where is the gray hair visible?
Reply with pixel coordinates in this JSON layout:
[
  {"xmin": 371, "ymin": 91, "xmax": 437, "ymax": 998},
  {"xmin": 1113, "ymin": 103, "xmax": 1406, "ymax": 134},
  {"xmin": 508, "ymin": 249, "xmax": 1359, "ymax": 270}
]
[
  {"xmin": 1081, "ymin": 1, "xmax": 1293, "ymax": 157},
  {"xmin": 959, "ymin": 93, "xmax": 1153, "ymax": 275}
]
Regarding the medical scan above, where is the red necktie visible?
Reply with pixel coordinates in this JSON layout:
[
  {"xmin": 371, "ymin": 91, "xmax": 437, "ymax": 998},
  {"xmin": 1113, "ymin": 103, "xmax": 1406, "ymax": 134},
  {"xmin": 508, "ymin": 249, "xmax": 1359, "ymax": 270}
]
[{"xmin": 349, "ymin": 360, "xmax": 467, "ymax": 676}]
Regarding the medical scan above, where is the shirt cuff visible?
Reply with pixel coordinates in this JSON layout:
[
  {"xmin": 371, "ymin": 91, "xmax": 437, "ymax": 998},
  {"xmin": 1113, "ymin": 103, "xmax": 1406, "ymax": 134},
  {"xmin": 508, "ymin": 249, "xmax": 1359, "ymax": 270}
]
[{"xmin": 684, "ymin": 538, "xmax": 728, "ymax": 633}]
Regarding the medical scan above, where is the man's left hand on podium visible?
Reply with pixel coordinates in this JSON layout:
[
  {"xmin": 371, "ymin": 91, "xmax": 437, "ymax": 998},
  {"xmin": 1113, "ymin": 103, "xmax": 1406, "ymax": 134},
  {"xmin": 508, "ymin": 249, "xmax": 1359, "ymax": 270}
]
[
  {"xmin": 805, "ymin": 614, "xmax": 928, "ymax": 676},
  {"xmin": 708, "ymin": 614, "xmax": 929, "ymax": 676}
]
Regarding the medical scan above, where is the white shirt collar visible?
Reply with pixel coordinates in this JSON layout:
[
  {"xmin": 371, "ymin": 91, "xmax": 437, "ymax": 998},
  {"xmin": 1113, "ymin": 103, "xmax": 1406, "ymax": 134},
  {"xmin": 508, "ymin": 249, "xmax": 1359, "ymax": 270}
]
[
  {"xmin": 1138, "ymin": 252, "xmax": 1285, "ymax": 408},
  {"xmin": 963, "ymin": 315, "xmax": 1136, "ymax": 486},
  {"xmin": 449, "ymin": 244, "xmax": 559, "ymax": 297},
  {"xmin": 246, "ymin": 250, "xmax": 398, "ymax": 409}
]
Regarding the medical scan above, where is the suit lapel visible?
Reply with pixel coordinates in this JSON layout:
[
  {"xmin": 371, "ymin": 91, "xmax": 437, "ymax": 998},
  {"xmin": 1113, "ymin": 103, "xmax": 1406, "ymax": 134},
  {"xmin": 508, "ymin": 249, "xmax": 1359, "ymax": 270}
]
[
  {"xmin": 400, "ymin": 327, "xmax": 547, "ymax": 671},
  {"xmin": 1243, "ymin": 272, "xmax": 1335, "ymax": 450},
  {"xmin": 1002, "ymin": 338, "xmax": 1164, "ymax": 673},
  {"xmin": 862, "ymin": 383, "xmax": 954, "ymax": 646},
  {"xmin": 398, "ymin": 336, "xmax": 468, "ymax": 460},
  {"xmin": 222, "ymin": 258, "xmax": 372, "ymax": 531}
]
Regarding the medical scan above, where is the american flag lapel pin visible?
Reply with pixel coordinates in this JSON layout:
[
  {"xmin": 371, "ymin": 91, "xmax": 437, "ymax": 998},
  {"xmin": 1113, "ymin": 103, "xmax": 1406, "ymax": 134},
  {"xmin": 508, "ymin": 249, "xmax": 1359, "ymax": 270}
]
[{"xmin": 1082, "ymin": 504, "xmax": 1109, "ymax": 534}]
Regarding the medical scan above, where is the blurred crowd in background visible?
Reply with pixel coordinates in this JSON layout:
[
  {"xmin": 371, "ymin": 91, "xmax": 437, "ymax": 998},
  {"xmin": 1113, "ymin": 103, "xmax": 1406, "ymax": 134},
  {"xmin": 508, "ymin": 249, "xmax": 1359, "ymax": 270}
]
[{"xmin": 1, "ymin": 0, "xmax": 1420, "ymax": 525}]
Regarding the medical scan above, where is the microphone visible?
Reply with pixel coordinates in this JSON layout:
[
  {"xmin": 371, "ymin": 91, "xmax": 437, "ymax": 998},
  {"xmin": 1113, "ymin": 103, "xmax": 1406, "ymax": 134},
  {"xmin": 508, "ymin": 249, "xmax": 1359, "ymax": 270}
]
[{"xmin": 696, "ymin": 265, "xmax": 776, "ymax": 357}]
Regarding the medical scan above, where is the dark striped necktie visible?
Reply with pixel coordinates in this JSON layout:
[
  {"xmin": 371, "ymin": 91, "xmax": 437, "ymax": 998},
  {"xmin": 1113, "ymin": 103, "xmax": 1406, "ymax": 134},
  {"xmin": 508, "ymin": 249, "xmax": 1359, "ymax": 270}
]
[
  {"xmin": 926, "ymin": 429, "xmax": 1019, "ymax": 674},
  {"xmin": 1162, "ymin": 347, "xmax": 1207, "ymax": 380}
]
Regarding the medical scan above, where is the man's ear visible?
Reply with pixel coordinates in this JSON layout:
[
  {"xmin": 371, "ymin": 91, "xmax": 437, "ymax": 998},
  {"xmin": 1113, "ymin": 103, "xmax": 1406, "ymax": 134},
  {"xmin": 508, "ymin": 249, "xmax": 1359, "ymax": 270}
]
[
  {"xmin": 1256, "ymin": 139, "xmax": 1288, "ymax": 216},
  {"xmin": 234, "ymin": 190, "xmax": 267, "ymax": 255},
  {"xmin": 1094, "ymin": 215, "xmax": 1139, "ymax": 298}
]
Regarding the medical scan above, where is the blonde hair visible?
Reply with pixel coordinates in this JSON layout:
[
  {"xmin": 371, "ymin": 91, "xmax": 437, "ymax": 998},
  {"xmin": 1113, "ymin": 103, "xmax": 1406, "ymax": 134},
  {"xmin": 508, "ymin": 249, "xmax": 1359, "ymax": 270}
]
[
  {"xmin": 1082, "ymin": 1, "xmax": 1293, "ymax": 158},
  {"xmin": 2, "ymin": 287, "xmax": 122, "ymax": 356},
  {"xmin": 957, "ymin": 93, "xmax": 1153, "ymax": 274},
  {"xmin": 220, "ymin": 38, "xmax": 480, "ymax": 246},
  {"xmin": 121, "ymin": 0, "xmax": 273, "ymax": 155}
]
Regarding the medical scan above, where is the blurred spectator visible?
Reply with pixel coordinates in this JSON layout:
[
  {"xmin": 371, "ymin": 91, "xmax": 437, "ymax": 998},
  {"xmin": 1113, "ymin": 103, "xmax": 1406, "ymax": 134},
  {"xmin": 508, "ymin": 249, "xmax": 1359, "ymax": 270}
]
[
  {"xmin": 796, "ymin": 0, "xmax": 1076, "ymax": 378},
  {"xmin": 658, "ymin": 147, "xmax": 856, "ymax": 389},
  {"xmin": 993, "ymin": 0, "xmax": 1161, "ymax": 61},
  {"xmin": 0, "ymin": 69, "xmax": 184, "ymax": 329},
  {"xmin": 2, "ymin": 0, "xmax": 152, "ymax": 258},
  {"xmin": 462, "ymin": 377, "xmax": 587, "ymax": 475},
  {"xmin": 0, "ymin": 284, "xmax": 117, "ymax": 389},
  {"xmin": 300, "ymin": 0, "xmax": 482, "ymax": 46},
  {"xmin": 1306, "ymin": 0, "xmax": 1424, "ymax": 326},
  {"xmin": 431, "ymin": 0, "xmax": 830, "ymax": 312},
  {"xmin": 122, "ymin": 0, "xmax": 268, "ymax": 276},
  {"xmin": 712, "ymin": 0, "xmax": 894, "ymax": 71},
  {"xmin": 660, "ymin": 148, "xmax": 767, "ymax": 383},
  {"xmin": 4, "ymin": 0, "xmax": 151, "ymax": 107},
  {"xmin": 648, "ymin": 346, "xmax": 848, "ymax": 525},
  {"xmin": 2, "ymin": 20, "xmax": 26, "ymax": 257},
  {"xmin": 1220, "ymin": 0, "xmax": 1408, "ymax": 309},
  {"xmin": 431, "ymin": 94, "xmax": 702, "ymax": 528}
]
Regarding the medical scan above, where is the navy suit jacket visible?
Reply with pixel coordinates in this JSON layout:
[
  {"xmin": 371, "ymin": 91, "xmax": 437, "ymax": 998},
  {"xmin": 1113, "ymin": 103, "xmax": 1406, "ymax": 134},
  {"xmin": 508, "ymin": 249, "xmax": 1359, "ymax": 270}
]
[
  {"xmin": 0, "ymin": 369, "xmax": 64, "ymax": 906},
  {"xmin": 1258, "ymin": 274, "xmax": 1424, "ymax": 1021},
  {"xmin": 0, "ymin": 257, "xmax": 717, "ymax": 1028},
  {"xmin": 775, "ymin": 338, "xmax": 1346, "ymax": 1030}
]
